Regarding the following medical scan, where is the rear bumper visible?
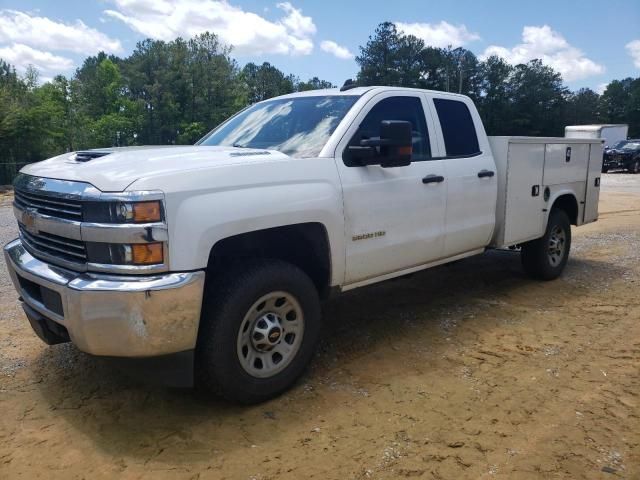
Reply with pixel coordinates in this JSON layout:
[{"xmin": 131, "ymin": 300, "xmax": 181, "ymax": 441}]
[{"xmin": 4, "ymin": 238, "xmax": 205, "ymax": 358}]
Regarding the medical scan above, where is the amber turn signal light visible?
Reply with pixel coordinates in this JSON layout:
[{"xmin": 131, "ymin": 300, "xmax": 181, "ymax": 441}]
[
  {"xmin": 132, "ymin": 201, "xmax": 162, "ymax": 223},
  {"xmin": 131, "ymin": 243, "xmax": 163, "ymax": 265},
  {"xmin": 398, "ymin": 145, "xmax": 413, "ymax": 156}
]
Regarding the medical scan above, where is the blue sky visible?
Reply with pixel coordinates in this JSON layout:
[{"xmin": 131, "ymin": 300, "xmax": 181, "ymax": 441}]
[{"xmin": 0, "ymin": 0, "xmax": 639, "ymax": 92}]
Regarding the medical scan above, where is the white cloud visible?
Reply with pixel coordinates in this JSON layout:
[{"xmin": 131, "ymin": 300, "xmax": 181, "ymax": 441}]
[
  {"xmin": 0, "ymin": 43, "xmax": 74, "ymax": 75},
  {"xmin": 277, "ymin": 2, "xmax": 316, "ymax": 38},
  {"xmin": 596, "ymin": 82, "xmax": 608, "ymax": 95},
  {"xmin": 320, "ymin": 40, "xmax": 354, "ymax": 60},
  {"xmin": 480, "ymin": 25, "xmax": 604, "ymax": 82},
  {"xmin": 104, "ymin": 0, "xmax": 316, "ymax": 56},
  {"xmin": 626, "ymin": 39, "xmax": 640, "ymax": 69},
  {"xmin": 394, "ymin": 21, "xmax": 480, "ymax": 48},
  {"xmin": 0, "ymin": 9, "xmax": 122, "ymax": 55}
]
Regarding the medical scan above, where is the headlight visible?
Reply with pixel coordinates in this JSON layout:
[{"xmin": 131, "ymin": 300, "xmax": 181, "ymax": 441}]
[
  {"xmin": 83, "ymin": 200, "xmax": 164, "ymax": 223},
  {"xmin": 86, "ymin": 242, "xmax": 164, "ymax": 266}
]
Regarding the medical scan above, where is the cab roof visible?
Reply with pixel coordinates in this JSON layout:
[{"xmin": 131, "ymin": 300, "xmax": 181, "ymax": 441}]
[{"xmin": 273, "ymin": 86, "xmax": 471, "ymax": 101}]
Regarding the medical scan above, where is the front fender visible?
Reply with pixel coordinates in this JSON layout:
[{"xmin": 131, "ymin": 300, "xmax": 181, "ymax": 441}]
[{"xmin": 128, "ymin": 158, "xmax": 346, "ymax": 286}]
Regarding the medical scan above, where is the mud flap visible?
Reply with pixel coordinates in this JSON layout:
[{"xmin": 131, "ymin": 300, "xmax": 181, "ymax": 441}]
[{"xmin": 108, "ymin": 350, "xmax": 195, "ymax": 388}]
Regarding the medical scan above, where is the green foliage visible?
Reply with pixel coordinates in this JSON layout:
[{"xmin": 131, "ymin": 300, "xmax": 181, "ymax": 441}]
[
  {"xmin": 297, "ymin": 77, "xmax": 335, "ymax": 91},
  {"xmin": 0, "ymin": 25, "xmax": 638, "ymax": 185},
  {"xmin": 242, "ymin": 62, "xmax": 296, "ymax": 103},
  {"xmin": 356, "ymin": 23, "xmax": 638, "ymax": 137}
]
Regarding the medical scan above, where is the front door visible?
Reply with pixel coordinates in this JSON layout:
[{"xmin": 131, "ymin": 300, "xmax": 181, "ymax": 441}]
[{"xmin": 335, "ymin": 93, "xmax": 447, "ymax": 285}]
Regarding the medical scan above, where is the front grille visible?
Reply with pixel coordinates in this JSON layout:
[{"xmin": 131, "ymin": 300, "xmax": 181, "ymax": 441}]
[
  {"xmin": 14, "ymin": 189, "xmax": 82, "ymax": 221},
  {"xmin": 19, "ymin": 224, "xmax": 87, "ymax": 265}
]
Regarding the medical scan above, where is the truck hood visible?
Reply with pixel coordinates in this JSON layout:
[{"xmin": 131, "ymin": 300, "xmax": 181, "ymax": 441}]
[{"xmin": 20, "ymin": 146, "xmax": 291, "ymax": 191}]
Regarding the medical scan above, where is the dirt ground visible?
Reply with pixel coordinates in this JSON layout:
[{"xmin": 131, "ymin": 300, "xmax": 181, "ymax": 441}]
[{"xmin": 0, "ymin": 174, "xmax": 639, "ymax": 480}]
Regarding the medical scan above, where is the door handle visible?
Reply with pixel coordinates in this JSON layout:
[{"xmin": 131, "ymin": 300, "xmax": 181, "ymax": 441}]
[
  {"xmin": 477, "ymin": 169, "xmax": 495, "ymax": 178},
  {"xmin": 422, "ymin": 174, "xmax": 445, "ymax": 184}
]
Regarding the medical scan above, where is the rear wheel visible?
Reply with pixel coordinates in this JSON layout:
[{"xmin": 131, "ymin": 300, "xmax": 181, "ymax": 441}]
[
  {"xmin": 196, "ymin": 259, "xmax": 321, "ymax": 404},
  {"xmin": 630, "ymin": 160, "xmax": 640, "ymax": 174},
  {"xmin": 521, "ymin": 209, "xmax": 571, "ymax": 281}
]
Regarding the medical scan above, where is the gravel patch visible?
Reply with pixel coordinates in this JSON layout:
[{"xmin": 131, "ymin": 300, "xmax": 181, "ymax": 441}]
[{"xmin": 0, "ymin": 197, "xmax": 17, "ymax": 290}]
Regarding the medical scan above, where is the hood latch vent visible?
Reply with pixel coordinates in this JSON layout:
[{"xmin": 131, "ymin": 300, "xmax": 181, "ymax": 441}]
[{"xmin": 72, "ymin": 151, "xmax": 112, "ymax": 162}]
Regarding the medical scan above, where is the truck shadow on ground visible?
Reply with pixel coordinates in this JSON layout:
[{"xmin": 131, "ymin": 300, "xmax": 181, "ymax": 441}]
[{"xmin": 32, "ymin": 249, "xmax": 626, "ymax": 464}]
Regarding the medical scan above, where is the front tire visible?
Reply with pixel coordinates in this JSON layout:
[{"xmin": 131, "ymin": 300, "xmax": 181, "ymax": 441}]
[
  {"xmin": 630, "ymin": 160, "xmax": 640, "ymax": 174},
  {"xmin": 196, "ymin": 259, "xmax": 321, "ymax": 404},
  {"xmin": 521, "ymin": 209, "xmax": 571, "ymax": 281}
]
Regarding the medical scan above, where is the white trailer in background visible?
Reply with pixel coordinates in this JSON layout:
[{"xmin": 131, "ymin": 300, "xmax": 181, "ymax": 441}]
[{"xmin": 565, "ymin": 124, "xmax": 628, "ymax": 148}]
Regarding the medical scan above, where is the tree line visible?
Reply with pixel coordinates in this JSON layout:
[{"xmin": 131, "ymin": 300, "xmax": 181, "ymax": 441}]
[{"xmin": 1, "ymin": 22, "xmax": 639, "ymax": 185}]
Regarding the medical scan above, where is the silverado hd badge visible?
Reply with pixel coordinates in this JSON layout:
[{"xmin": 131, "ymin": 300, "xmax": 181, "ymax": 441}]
[{"xmin": 352, "ymin": 231, "xmax": 386, "ymax": 241}]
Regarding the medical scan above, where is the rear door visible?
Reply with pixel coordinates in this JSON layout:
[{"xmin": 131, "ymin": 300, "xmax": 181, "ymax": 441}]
[
  {"xmin": 430, "ymin": 96, "xmax": 498, "ymax": 257},
  {"xmin": 335, "ymin": 92, "xmax": 447, "ymax": 284}
]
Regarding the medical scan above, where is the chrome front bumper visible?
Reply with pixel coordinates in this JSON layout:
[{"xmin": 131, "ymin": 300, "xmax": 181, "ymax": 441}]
[{"xmin": 4, "ymin": 239, "xmax": 205, "ymax": 357}]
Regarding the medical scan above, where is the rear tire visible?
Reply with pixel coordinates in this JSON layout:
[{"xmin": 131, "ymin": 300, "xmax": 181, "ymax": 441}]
[
  {"xmin": 196, "ymin": 259, "xmax": 321, "ymax": 404},
  {"xmin": 630, "ymin": 160, "xmax": 640, "ymax": 174},
  {"xmin": 521, "ymin": 209, "xmax": 571, "ymax": 281}
]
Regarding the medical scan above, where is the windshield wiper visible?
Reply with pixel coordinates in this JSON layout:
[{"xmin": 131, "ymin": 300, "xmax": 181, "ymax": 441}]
[{"xmin": 232, "ymin": 142, "xmax": 251, "ymax": 148}]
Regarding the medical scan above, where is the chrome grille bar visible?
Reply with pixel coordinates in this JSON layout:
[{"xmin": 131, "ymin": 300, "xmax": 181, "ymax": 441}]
[
  {"xmin": 14, "ymin": 189, "xmax": 82, "ymax": 220},
  {"xmin": 19, "ymin": 225, "xmax": 87, "ymax": 262}
]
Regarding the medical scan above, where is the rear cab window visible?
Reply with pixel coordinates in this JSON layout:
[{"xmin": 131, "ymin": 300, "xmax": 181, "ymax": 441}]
[{"xmin": 433, "ymin": 98, "xmax": 480, "ymax": 157}]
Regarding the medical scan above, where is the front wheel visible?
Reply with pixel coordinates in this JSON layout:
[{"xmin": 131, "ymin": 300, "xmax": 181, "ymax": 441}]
[
  {"xmin": 196, "ymin": 259, "xmax": 321, "ymax": 404},
  {"xmin": 630, "ymin": 160, "xmax": 640, "ymax": 174},
  {"xmin": 521, "ymin": 209, "xmax": 571, "ymax": 281}
]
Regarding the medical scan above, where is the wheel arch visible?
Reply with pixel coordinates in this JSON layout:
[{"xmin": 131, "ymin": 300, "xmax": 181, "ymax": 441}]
[
  {"xmin": 206, "ymin": 222, "xmax": 333, "ymax": 298},
  {"xmin": 550, "ymin": 192, "xmax": 579, "ymax": 226}
]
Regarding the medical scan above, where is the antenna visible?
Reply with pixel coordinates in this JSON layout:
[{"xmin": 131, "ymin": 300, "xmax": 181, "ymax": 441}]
[{"xmin": 340, "ymin": 79, "xmax": 358, "ymax": 92}]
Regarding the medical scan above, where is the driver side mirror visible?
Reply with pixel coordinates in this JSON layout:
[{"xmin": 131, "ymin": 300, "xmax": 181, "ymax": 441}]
[{"xmin": 347, "ymin": 120, "xmax": 413, "ymax": 168}]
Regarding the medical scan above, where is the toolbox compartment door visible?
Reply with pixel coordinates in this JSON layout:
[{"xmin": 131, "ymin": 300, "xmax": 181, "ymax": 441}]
[
  {"xmin": 543, "ymin": 143, "xmax": 590, "ymax": 185},
  {"xmin": 583, "ymin": 142, "xmax": 603, "ymax": 224},
  {"xmin": 503, "ymin": 142, "xmax": 546, "ymax": 245}
]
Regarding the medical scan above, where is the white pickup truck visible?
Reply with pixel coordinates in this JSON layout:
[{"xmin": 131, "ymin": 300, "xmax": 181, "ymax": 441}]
[{"xmin": 4, "ymin": 86, "xmax": 602, "ymax": 403}]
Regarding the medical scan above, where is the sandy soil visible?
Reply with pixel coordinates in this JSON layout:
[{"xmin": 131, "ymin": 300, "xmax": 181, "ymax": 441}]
[{"xmin": 0, "ymin": 174, "xmax": 639, "ymax": 479}]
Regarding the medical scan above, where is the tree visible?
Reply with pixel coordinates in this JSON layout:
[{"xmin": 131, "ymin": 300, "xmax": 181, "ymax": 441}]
[
  {"xmin": 506, "ymin": 60, "xmax": 568, "ymax": 136},
  {"xmin": 356, "ymin": 22, "xmax": 405, "ymax": 86},
  {"xmin": 565, "ymin": 88, "xmax": 601, "ymax": 126},
  {"xmin": 297, "ymin": 77, "xmax": 334, "ymax": 91},
  {"xmin": 600, "ymin": 78, "xmax": 640, "ymax": 136},
  {"xmin": 1, "ymin": 24, "xmax": 640, "ymax": 186},
  {"xmin": 241, "ymin": 62, "xmax": 295, "ymax": 103},
  {"xmin": 477, "ymin": 56, "xmax": 514, "ymax": 135}
]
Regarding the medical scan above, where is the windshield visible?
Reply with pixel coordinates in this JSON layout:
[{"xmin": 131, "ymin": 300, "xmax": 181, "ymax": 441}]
[
  {"xmin": 612, "ymin": 140, "xmax": 640, "ymax": 150},
  {"xmin": 198, "ymin": 95, "xmax": 359, "ymax": 157}
]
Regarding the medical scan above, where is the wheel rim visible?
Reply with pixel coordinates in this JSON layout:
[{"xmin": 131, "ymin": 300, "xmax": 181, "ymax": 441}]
[
  {"xmin": 547, "ymin": 225, "xmax": 566, "ymax": 267},
  {"xmin": 236, "ymin": 291, "xmax": 304, "ymax": 378},
  {"xmin": 635, "ymin": 161, "xmax": 640, "ymax": 173}
]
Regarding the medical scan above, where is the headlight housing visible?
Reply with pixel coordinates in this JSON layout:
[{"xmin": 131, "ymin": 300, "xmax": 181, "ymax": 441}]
[
  {"xmin": 82, "ymin": 194, "xmax": 168, "ymax": 271},
  {"xmin": 86, "ymin": 242, "xmax": 164, "ymax": 266},
  {"xmin": 83, "ymin": 200, "xmax": 164, "ymax": 223}
]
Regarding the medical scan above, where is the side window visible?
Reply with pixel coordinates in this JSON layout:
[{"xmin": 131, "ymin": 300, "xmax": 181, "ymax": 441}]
[
  {"xmin": 433, "ymin": 98, "xmax": 480, "ymax": 157},
  {"xmin": 348, "ymin": 96, "xmax": 431, "ymax": 163}
]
